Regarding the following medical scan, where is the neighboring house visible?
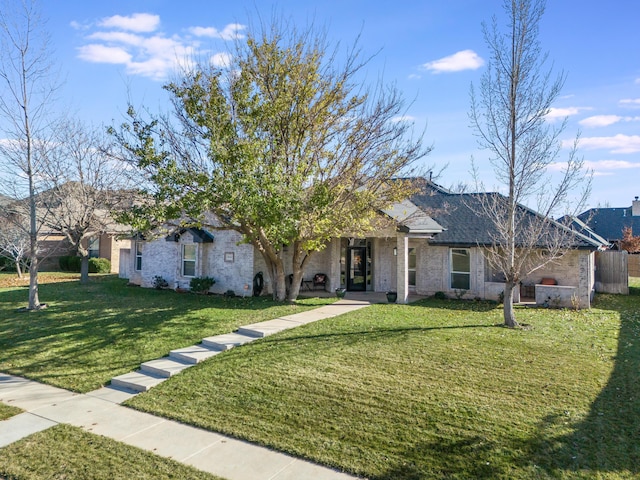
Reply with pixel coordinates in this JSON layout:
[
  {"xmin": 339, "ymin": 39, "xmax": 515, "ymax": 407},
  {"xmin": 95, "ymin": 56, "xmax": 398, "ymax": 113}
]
[
  {"xmin": 126, "ymin": 181, "xmax": 606, "ymax": 308},
  {"xmin": 576, "ymin": 196, "xmax": 640, "ymax": 247},
  {"xmin": 1, "ymin": 186, "xmax": 132, "ymax": 273}
]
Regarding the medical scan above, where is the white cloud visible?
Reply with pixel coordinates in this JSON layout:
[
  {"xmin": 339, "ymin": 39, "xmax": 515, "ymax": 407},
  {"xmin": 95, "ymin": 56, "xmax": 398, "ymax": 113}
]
[
  {"xmin": 545, "ymin": 106, "xmax": 589, "ymax": 121},
  {"xmin": 584, "ymin": 159, "xmax": 640, "ymax": 170},
  {"xmin": 391, "ymin": 115, "xmax": 417, "ymax": 123},
  {"xmin": 189, "ymin": 23, "xmax": 246, "ymax": 40},
  {"xmin": 210, "ymin": 52, "xmax": 232, "ymax": 68},
  {"xmin": 77, "ymin": 44, "xmax": 132, "ymax": 64},
  {"xmin": 579, "ymin": 115, "xmax": 622, "ymax": 128},
  {"xmin": 635, "ymin": 78, "xmax": 640, "ymax": 85},
  {"xmin": 579, "ymin": 115, "xmax": 640, "ymax": 128},
  {"xmin": 98, "ymin": 13, "xmax": 160, "ymax": 33},
  {"xmin": 76, "ymin": 15, "xmax": 244, "ymax": 80},
  {"xmin": 570, "ymin": 134, "xmax": 640, "ymax": 154},
  {"xmin": 421, "ymin": 50, "xmax": 484, "ymax": 73},
  {"xmin": 620, "ymin": 98, "xmax": 640, "ymax": 108},
  {"xmin": 408, "ymin": 73, "xmax": 421, "ymax": 80}
]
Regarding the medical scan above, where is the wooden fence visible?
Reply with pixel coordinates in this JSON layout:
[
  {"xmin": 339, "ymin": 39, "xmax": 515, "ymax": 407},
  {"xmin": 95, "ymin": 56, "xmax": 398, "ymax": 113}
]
[
  {"xmin": 595, "ymin": 250, "xmax": 628, "ymax": 294},
  {"xmin": 629, "ymin": 254, "xmax": 640, "ymax": 278}
]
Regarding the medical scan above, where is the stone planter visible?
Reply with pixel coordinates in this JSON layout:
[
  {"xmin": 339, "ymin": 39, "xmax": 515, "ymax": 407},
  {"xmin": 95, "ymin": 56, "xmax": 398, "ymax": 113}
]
[{"xmin": 386, "ymin": 291, "xmax": 398, "ymax": 303}]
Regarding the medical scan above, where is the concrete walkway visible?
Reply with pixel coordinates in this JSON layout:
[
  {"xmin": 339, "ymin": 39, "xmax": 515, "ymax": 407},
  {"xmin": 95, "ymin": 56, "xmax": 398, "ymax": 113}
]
[{"xmin": 0, "ymin": 298, "xmax": 374, "ymax": 480}]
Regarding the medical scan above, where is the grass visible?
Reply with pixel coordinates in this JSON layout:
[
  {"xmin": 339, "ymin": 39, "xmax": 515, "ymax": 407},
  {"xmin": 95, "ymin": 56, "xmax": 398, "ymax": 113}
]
[
  {"xmin": 0, "ymin": 403, "xmax": 22, "ymax": 421},
  {"xmin": 125, "ymin": 279, "xmax": 640, "ymax": 479},
  {"xmin": 0, "ymin": 424, "xmax": 222, "ymax": 479},
  {"xmin": 0, "ymin": 274, "xmax": 334, "ymax": 392}
]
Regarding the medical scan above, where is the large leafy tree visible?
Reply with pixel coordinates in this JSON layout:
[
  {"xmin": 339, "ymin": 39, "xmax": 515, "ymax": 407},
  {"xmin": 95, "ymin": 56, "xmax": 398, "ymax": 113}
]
[
  {"xmin": 469, "ymin": 0, "xmax": 590, "ymax": 327},
  {"xmin": 112, "ymin": 22, "xmax": 430, "ymax": 301}
]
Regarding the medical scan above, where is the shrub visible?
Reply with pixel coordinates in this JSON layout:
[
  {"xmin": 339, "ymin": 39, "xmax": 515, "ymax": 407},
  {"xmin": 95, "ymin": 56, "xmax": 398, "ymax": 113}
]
[
  {"xmin": 153, "ymin": 275, "xmax": 169, "ymax": 290},
  {"xmin": 434, "ymin": 291, "xmax": 446, "ymax": 300},
  {"xmin": 189, "ymin": 276, "xmax": 215, "ymax": 294},
  {"xmin": 59, "ymin": 256, "xmax": 81, "ymax": 272},
  {"xmin": 88, "ymin": 258, "xmax": 111, "ymax": 273}
]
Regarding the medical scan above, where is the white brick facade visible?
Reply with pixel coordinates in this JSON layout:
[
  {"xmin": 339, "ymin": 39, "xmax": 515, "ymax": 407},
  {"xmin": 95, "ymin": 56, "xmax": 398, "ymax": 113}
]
[{"xmin": 128, "ymin": 227, "xmax": 595, "ymax": 307}]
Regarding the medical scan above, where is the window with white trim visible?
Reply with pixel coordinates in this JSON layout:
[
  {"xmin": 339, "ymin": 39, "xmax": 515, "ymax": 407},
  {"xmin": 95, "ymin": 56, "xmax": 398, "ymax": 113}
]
[
  {"xmin": 450, "ymin": 248, "xmax": 470, "ymax": 290},
  {"xmin": 182, "ymin": 244, "xmax": 196, "ymax": 277},
  {"xmin": 135, "ymin": 241, "xmax": 143, "ymax": 271}
]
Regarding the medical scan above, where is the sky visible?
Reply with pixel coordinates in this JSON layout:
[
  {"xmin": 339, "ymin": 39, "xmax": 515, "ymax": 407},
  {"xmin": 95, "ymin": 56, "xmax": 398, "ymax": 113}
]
[{"xmin": 20, "ymin": 1, "xmax": 640, "ymax": 209}]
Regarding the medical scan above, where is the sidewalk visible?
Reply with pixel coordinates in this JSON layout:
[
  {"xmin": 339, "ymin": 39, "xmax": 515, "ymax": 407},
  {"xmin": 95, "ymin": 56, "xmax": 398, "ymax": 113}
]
[{"xmin": 1, "ymin": 298, "xmax": 371, "ymax": 480}]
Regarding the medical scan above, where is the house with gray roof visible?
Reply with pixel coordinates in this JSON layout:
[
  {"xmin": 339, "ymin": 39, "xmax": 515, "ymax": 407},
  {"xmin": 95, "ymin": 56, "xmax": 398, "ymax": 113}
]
[
  {"xmin": 576, "ymin": 197, "xmax": 640, "ymax": 247},
  {"xmin": 126, "ymin": 180, "xmax": 606, "ymax": 308}
]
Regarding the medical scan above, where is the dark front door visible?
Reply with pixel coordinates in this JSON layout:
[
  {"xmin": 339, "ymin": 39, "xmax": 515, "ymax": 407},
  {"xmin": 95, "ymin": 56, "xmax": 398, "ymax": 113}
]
[{"xmin": 347, "ymin": 246, "xmax": 367, "ymax": 291}]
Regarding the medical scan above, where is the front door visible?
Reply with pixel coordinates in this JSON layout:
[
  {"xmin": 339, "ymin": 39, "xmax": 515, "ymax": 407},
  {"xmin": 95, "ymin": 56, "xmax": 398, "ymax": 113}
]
[{"xmin": 347, "ymin": 246, "xmax": 367, "ymax": 291}]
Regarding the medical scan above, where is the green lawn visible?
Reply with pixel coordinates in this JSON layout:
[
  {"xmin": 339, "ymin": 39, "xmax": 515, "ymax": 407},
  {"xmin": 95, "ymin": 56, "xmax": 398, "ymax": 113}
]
[
  {"xmin": 0, "ymin": 403, "xmax": 22, "ymax": 421},
  {"xmin": 125, "ymin": 280, "xmax": 640, "ymax": 479},
  {"xmin": 1, "ymin": 274, "xmax": 638, "ymax": 479},
  {"xmin": 0, "ymin": 424, "xmax": 222, "ymax": 479},
  {"xmin": 0, "ymin": 274, "xmax": 334, "ymax": 392}
]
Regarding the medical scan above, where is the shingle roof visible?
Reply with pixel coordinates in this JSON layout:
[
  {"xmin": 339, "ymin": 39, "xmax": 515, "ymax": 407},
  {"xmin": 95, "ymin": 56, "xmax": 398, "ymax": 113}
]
[
  {"xmin": 410, "ymin": 181, "xmax": 604, "ymax": 249},
  {"xmin": 577, "ymin": 207, "xmax": 640, "ymax": 242}
]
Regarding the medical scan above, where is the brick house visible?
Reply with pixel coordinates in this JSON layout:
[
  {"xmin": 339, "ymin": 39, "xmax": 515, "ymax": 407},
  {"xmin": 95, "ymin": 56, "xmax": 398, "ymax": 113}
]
[{"xmin": 125, "ymin": 182, "xmax": 605, "ymax": 307}]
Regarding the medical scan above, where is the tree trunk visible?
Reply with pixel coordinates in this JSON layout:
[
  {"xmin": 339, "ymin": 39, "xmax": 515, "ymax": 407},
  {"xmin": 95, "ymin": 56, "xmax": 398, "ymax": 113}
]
[
  {"xmin": 16, "ymin": 260, "xmax": 23, "ymax": 279},
  {"xmin": 80, "ymin": 255, "xmax": 89, "ymax": 284},
  {"xmin": 260, "ymin": 252, "xmax": 287, "ymax": 301},
  {"xmin": 503, "ymin": 280, "xmax": 519, "ymax": 328},
  {"xmin": 28, "ymin": 254, "xmax": 40, "ymax": 309}
]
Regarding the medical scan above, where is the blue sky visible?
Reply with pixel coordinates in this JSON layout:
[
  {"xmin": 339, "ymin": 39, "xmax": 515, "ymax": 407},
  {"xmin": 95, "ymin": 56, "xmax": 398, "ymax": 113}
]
[{"xmin": 36, "ymin": 0, "xmax": 640, "ymax": 210}]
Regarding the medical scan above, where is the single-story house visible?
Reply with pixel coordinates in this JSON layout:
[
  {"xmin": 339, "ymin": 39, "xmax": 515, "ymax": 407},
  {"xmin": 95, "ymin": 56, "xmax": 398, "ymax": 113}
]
[
  {"xmin": 575, "ymin": 196, "xmax": 640, "ymax": 247},
  {"xmin": 125, "ymin": 181, "xmax": 606, "ymax": 308}
]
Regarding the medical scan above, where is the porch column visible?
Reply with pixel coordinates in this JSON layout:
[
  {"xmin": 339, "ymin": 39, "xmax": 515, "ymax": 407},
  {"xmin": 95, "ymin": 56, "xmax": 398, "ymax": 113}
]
[
  {"xmin": 327, "ymin": 238, "xmax": 341, "ymax": 291},
  {"xmin": 396, "ymin": 233, "xmax": 409, "ymax": 304}
]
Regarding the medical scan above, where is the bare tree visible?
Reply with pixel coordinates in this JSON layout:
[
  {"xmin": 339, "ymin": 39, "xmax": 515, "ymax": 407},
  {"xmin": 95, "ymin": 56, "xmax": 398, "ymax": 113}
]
[
  {"xmin": 0, "ymin": 219, "xmax": 30, "ymax": 277},
  {"xmin": 469, "ymin": 0, "xmax": 591, "ymax": 327},
  {"xmin": 37, "ymin": 119, "xmax": 134, "ymax": 284},
  {"xmin": 0, "ymin": 0, "xmax": 60, "ymax": 309}
]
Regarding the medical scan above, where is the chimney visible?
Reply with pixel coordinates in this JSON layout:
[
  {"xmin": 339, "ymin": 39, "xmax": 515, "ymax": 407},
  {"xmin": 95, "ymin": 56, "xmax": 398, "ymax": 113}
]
[{"xmin": 633, "ymin": 196, "xmax": 640, "ymax": 217}]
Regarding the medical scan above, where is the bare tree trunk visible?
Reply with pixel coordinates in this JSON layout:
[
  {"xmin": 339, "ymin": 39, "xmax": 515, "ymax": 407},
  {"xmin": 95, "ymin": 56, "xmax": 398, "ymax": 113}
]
[
  {"xmin": 16, "ymin": 261, "xmax": 23, "ymax": 279},
  {"xmin": 28, "ymin": 254, "xmax": 40, "ymax": 309},
  {"xmin": 503, "ymin": 280, "xmax": 518, "ymax": 328},
  {"xmin": 80, "ymin": 255, "xmax": 89, "ymax": 284}
]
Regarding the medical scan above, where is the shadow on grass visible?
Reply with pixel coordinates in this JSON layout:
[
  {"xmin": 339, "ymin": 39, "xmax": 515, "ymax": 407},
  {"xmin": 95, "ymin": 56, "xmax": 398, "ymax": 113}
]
[
  {"xmin": 517, "ymin": 289, "xmax": 640, "ymax": 477},
  {"xmin": 0, "ymin": 275, "xmax": 325, "ymax": 390}
]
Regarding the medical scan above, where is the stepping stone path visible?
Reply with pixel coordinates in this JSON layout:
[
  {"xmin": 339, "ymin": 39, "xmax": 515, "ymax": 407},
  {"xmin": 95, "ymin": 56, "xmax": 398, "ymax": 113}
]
[{"xmin": 111, "ymin": 298, "xmax": 371, "ymax": 393}]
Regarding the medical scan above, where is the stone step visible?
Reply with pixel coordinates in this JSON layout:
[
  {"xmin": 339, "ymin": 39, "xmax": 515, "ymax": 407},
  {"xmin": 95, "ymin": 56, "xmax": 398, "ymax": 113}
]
[
  {"xmin": 201, "ymin": 332, "xmax": 258, "ymax": 351},
  {"xmin": 169, "ymin": 344, "xmax": 222, "ymax": 364},
  {"xmin": 140, "ymin": 358, "xmax": 192, "ymax": 378},
  {"xmin": 110, "ymin": 371, "xmax": 166, "ymax": 393},
  {"xmin": 237, "ymin": 318, "xmax": 300, "ymax": 338}
]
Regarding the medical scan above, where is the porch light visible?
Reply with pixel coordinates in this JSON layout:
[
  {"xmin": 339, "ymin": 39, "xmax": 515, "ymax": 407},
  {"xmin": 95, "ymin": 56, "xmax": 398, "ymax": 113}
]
[{"xmin": 393, "ymin": 247, "xmax": 397, "ymax": 256}]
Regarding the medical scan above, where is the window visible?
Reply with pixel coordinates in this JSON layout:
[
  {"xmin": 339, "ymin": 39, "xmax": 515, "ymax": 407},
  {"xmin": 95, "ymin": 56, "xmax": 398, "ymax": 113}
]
[
  {"xmin": 408, "ymin": 247, "xmax": 417, "ymax": 287},
  {"xmin": 450, "ymin": 248, "xmax": 470, "ymax": 290},
  {"xmin": 88, "ymin": 237, "xmax": 100, "ymax": 258},
  {"xmin": 135, "ymin": 241, "xmax": 143, "ymax": 271},
  {"xmin": 182, "ymin": 244, "xmax": 196, "ymax": 277}
]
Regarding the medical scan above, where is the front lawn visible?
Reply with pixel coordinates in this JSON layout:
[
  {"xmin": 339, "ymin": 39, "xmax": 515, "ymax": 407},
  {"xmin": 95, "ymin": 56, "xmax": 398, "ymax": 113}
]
[
  {"xmin": 126, "ymin": 281, "xmax": 640, "ymax": 479},
  {"xmin": 0, "ymin": 424, "xmax": 221, "ymax": 479},
  {"xmin": 0, "ymin": 403, "xmax": 22, "ymax": 421},
  {"xmin": 0, "ymin": 275, "xmax": 334, "ymax": 392}
]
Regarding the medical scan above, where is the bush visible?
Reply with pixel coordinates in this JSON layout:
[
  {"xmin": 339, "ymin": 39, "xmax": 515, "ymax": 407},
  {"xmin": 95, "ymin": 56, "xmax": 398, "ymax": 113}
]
[
  {"xmin": 59, "ymin": 256, "xmax": 81, "ymax": 272},
  {"xmin": 153, "ymin": 275, "xmax": 169, "ymax": 290},
  {"xmin": 434, "ymin": 291, "xmax": 447, "ymax": 300},
  {"xmin": 88, "ymin": 258, "xmax": 111, "ymax": 273},
  {"xmin": 189, "ymin": 276, "xmax": 215, "ymax": 294}
]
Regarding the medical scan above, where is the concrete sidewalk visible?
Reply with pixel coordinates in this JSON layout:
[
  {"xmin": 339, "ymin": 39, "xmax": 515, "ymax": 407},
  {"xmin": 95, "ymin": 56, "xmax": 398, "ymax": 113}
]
[{"xmin": 0, "ymin": 298, "xmax": 371, "ymax": 479}]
